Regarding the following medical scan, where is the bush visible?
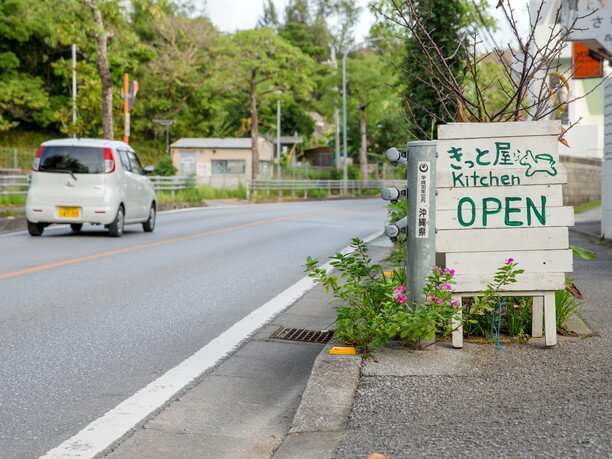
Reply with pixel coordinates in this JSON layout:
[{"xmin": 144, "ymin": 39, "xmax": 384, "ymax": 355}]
[
  {"xmin": 305, "ymin": 238, "xmax": 460, "ymax": 354},
  {"xmin": 154, "ymin": 157, "xmax": 177, "ymax": 176}
]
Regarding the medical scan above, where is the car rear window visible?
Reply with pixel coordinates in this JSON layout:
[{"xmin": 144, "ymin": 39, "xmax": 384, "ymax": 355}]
[{"xmin": 39, "ymin": 146, "xmax": 105, "ymax": 174}]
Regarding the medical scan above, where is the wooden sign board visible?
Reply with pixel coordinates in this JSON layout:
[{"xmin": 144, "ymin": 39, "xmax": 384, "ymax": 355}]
[{"xmin": 436, "ymin": 121, "xmax": 573, "ymax": 292}]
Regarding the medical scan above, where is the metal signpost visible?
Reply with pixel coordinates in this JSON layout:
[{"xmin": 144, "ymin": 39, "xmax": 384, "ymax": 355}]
[
  {"xmin": 406, "ymin": 141, "xmax": 437, "ymax": 306},
  {"xmin": 381, "ymin": 142, "xmax": 437, "ymax": 306}
]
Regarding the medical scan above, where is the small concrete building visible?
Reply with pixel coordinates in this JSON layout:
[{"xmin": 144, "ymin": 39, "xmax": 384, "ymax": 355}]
[{"xmin": 171, "ymin": 137, "xmax": 274, "ymax": 188}]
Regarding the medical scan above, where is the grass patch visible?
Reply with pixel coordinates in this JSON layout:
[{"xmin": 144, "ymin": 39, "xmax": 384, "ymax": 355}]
[
  {"xmin": 157, "ymin": 184, "xmax": 246, "ymax": 204},
  {"xmin": 574, "ymin": 199, "xmax": 600, "ymax": 214},
  {"xmin": 0, "ymin": 194, "xmax": 26, "ymax": 206},
  {"xmin": 0, "ymin": 209, "xmax": 22, "ymax": 217}
]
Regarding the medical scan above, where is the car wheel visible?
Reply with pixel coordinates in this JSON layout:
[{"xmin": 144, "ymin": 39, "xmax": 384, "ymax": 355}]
[
  {"xmin": 108, "ymin": 205, "xmax": 125, "ymax": 237},
  {"xmin": 70, "ymin": 223, "xmax": 83, "ymax": 232},
  {"xmin": 143, "ymin": 204, "xmax": 156, "ymax": 233},
  {"xmin": 27, "ymin": 220, "xmax": 44, "ymax": 236}
]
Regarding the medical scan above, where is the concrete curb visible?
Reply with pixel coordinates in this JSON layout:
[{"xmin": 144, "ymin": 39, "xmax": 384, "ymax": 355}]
[
  {"xmin": 273, "ymin": 342, "xmax": 362, "ymax": 459},
  {"xmin": 0, "ymin": 216, "xmax": 26, "ymax": 234}
]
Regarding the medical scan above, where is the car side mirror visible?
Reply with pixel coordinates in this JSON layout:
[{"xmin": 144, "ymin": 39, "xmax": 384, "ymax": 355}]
[{"xmin": 143, "ymin": 165, "xmax": 155, "ymax": 175}]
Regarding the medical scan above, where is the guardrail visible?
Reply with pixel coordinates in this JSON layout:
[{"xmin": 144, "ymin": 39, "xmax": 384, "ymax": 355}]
[
  {"xmin": 0, "ymin": 174, "xmax": 190, "ymax": 196},
  {"xmin": 0, "ymin": 175, "xmax": 405, "ymax": 199},
  {"xmin": 247, "ymin": 179, "xmax": 405, "ymax": 199},
  {"xmin": 148, "ymin": 175, "xmax": 189, "ymax": 191},
  {"xmin": 0, "ymin": 175, "xmax": 29, "ymax": 196}
]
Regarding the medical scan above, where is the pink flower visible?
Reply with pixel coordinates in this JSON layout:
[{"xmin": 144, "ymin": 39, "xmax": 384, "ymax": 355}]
[
  {"xmin": 392, "ymin": 286, "xmax": 408, "ymax": 305},
  {"xmin": 441, "ymin": 283, "xmax": 452, "ymax": 291},
  {"xmin": 427, "ymin": 296, "xmax": 443, "ymax": 304},
  {"xmin": 444, "ymin": 268, "xmax": 455, "ymax": 276},
  {"xmin": 451, "ymin": 300, "xmax": 459, "ymax": 308},
  {"xmin": 395, "ymin": 294, "xmax": 407, "ymax": 305},
  {"xmin": 505, "ymin": 257, "xmax": 514, "ymax": 265},
  {"xmin": 433, "ymin": 266, "xmax": 443, "ymax": 274}
]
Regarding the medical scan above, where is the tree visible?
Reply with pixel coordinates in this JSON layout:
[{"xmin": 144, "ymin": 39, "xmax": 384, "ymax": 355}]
[
  {"xmin": 133, "ymin": 14, "xmax": 217, "ymax": 138},
  {"xmin": 284, "ymin": 0, "xmax": 310, "ymax": 24},
  {"xmin": 379, "ymin": 0, "xmax": 594, "ymax": 138},
  {"xmin": 0, "ymin": 0, "xmax": 55, "ymax": 131},
  {"xmin": 131, "ymin": 0, "xmax": 179, "ymax": 41},
  {"xmin": 329, "ymin": 0, "xmax": 361, "ymax": 53},
  {"xmin": 82, "ymin": 0, "xmax": 116, "ymax": 139},
  {"xmin": 279, "ymin": 0, "xmax": 333, "ymax": 62},
  {"xmin": 402, "ymin": 0, "xmax": 467, "ymax": 138},
  {"xmin": 258, "ymin": 0, "xmax": 280, "ymax": 29},
  {"xmin": 346, "ymin": 51, "xmax": 397, "ymax": 180},
  {"xmin": 212, "ymin": 28, "xmax": 314, "ymax": 179}
]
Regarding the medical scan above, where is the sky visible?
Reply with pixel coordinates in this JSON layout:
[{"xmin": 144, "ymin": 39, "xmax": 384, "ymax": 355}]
[
  {"xmin": 203, "ymin": 0, "xmax": 375, "ymax": 41},
  {"xmin": 202, "ymin": 0, "xmax": 530, "ymax": 49}
]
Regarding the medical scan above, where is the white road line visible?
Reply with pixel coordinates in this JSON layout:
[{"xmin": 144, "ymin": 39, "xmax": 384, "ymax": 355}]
[{"xmin": 42, "ymin": 230, "xmax": 383, "ymax": 458}]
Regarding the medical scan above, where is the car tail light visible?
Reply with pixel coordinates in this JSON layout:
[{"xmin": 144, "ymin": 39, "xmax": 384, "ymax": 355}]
[
  {"xmin": 33, "ymin": 146, "xmax": 43, "ymax": 171},
  {"xmin": 104, "ymin": 147, "xmax": 115, "ymax": 173}
]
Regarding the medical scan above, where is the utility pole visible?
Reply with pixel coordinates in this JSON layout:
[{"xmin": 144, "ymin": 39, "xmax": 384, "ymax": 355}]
[
  {"xmin": 121, "ymin": 73, "xmax": 139, "ymax": 144},
  {"xmin": 153, "ymin": 119, "xmax": 175, "ymax": 155},
  {"xmin": 276, "ymin": 97, "xmax": 281, "ymax": 180},
  {"xmin": 335, "ymin": 108, "xmax": 340, "ymax": 170},
  {"xmin": 72, "ymin": 44, "xmax": 77, "ymax": 129}
]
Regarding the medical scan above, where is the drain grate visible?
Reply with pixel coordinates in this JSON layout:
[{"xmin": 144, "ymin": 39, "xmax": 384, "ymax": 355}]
[{"xmin": 271, "ymin": 327, "xmax": 333, "ymax": 344}]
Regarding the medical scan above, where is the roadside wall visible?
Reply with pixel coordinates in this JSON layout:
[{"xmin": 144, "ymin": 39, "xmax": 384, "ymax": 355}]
[{"xmin": 561, "ymin": 155, "xmax": 602, "ymax": 206}]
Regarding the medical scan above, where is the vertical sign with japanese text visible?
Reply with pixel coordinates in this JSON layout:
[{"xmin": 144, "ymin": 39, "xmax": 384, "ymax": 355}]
[{"xmin": 416, "ymin": 161, "xmax": 430, "ymax": 238}]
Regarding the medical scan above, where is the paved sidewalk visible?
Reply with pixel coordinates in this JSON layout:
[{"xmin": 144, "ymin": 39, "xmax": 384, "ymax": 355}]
[
  {"xmin": 102, "ymin": 284, "xmax": 336, "ymax": 458},
  {"xmin": 573, "ymin": 206, "xmax": 604, "ymax": 238},
  {"xmin": 335, "ymin": 228, "xmax": 612, "ymax": 458},
  {"xmin": 101, "ymin": 241, "xmax": 392, "ymax": 458}
]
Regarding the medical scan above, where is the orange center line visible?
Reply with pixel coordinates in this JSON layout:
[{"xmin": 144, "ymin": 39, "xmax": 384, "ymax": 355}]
[{"xmin": 0, "ymin": 214, "xmax": 311, "ymax": 281}]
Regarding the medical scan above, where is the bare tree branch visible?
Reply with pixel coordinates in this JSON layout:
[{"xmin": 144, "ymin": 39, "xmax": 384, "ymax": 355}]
[{"xmin": 386, "ymin": 0, "xmax": 609, "ymax": 128}]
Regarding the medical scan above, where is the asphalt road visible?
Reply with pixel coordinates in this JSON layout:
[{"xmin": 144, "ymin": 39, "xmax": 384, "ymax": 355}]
[{"xmin": 0, "ymin": 199, "xmax": 387, "ymax": 458}]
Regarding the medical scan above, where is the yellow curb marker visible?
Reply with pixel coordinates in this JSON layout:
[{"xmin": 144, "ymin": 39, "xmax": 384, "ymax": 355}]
[{"xmin": 328, "ymin": 346, "xmax": 357, "ymax": 355}]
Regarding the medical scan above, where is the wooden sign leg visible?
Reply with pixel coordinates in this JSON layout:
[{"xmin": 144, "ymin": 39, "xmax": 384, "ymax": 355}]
[
  {"xmin": 532, "ymin": 295, "xmax": 543, "ymax": 338},
  {"xmin": 544, "ymin": 291, "xmax": 557, "ymax": 346},
  {"xmin": 451, "ymin": 294, "xmax": 463, "ymax": 348}
]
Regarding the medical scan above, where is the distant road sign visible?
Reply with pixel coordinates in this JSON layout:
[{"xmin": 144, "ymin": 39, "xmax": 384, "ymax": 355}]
[{"xmin": 573, "ymin": 42, "xmax": 603, "ymax": 79}]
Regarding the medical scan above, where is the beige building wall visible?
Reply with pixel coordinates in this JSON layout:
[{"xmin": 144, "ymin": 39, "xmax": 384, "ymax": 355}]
[{"xmin": 171, "ymin": 138, "xmax": 274, "ymax": 189}]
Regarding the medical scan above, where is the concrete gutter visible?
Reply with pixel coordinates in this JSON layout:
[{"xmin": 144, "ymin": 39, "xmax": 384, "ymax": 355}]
[{"xmin": 273, "ymin": 342, "xmax": 362, "ymax": 459}]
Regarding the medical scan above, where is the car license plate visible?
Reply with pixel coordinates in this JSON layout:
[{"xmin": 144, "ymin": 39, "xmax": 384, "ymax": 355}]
[{"xmin": 58, "ymin": 207, "xmax": 81, "ymax": 218}]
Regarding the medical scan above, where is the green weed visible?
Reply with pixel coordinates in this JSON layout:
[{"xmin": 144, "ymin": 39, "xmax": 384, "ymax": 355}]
[{"xmin": 555, "ymin": 289, "xmax": 582, "ymax": 331}]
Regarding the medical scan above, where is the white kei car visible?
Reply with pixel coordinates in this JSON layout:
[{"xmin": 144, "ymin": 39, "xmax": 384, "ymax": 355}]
[{"xmin": 26, "ymin": 138, "xmax": 157, "ymax": 237}]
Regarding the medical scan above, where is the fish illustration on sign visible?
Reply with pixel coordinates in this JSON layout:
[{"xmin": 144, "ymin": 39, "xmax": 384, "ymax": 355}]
[{"xmin": 518, "ymin": 149, "xmax": 558, "ymax": 177}]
